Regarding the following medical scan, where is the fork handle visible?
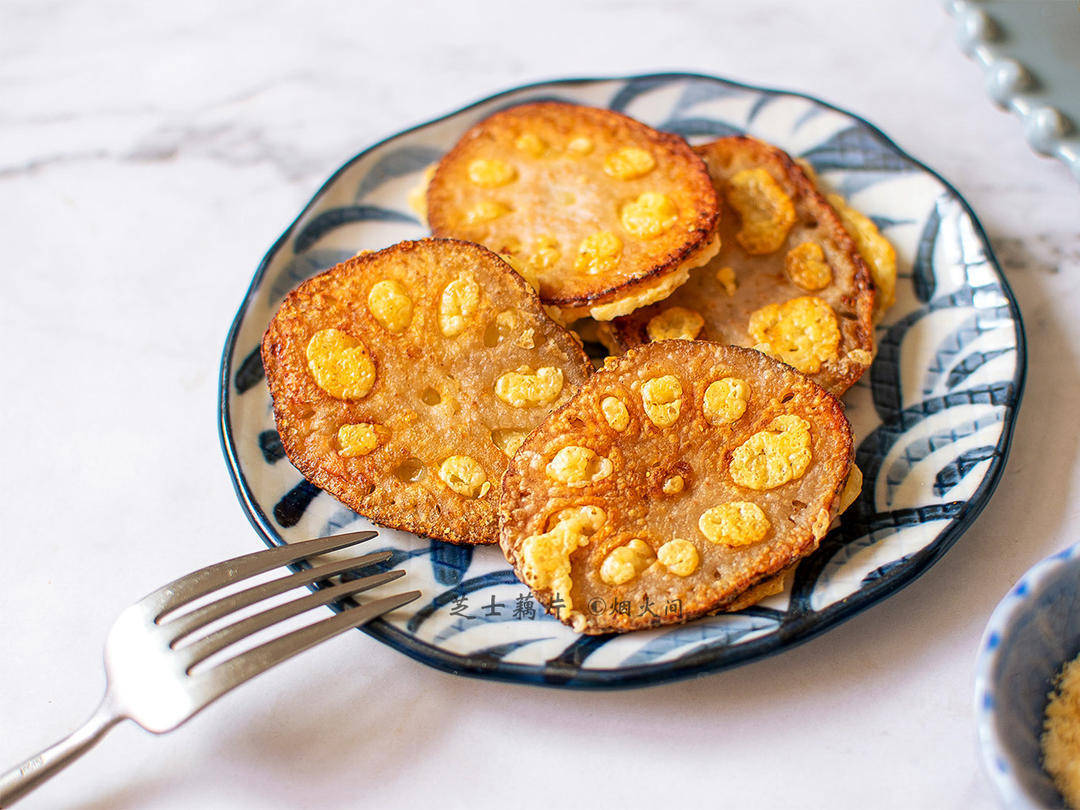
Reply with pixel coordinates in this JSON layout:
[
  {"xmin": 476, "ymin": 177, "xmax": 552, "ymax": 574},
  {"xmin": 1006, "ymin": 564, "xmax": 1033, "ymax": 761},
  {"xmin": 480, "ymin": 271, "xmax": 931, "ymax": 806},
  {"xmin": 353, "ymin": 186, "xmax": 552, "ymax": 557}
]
[{"xmin": 0, "ymin": 700, "xmax": 121, "ymax": 807}]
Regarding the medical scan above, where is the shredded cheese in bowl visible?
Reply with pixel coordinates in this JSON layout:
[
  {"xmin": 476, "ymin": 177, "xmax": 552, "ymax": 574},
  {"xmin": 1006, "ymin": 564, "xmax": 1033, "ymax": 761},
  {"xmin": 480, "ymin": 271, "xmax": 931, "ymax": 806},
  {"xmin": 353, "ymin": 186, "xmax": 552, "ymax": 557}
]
[{"xmin": 1043, "ymin": 653, "xmax": 1080, "ymax": 808}]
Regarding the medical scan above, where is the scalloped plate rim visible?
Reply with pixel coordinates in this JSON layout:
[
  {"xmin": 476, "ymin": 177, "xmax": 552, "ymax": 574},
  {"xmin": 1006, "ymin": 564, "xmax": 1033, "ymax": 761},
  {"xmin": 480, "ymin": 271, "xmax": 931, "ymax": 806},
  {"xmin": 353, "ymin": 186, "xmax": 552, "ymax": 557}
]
[{"xmin": 217, "ymin": 71, "xmax": 1027, "ymax": 689}]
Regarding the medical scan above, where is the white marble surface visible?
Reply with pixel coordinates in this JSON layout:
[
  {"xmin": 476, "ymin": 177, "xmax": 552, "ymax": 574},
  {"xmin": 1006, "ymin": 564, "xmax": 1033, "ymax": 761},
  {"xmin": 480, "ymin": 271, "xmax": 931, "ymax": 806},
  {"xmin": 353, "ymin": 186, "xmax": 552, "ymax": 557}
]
[{"xmin": 2, "ymin": 1, "xmax": 1078, "ymax": 808}]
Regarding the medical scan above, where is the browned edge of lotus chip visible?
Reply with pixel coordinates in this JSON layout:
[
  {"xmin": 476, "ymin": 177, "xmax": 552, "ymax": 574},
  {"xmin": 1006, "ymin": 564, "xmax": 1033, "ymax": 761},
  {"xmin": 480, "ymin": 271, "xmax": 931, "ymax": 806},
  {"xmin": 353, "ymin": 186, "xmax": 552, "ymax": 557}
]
[
  {"xmin": 261, "ymin": 237, "xmax": 592, "ymax": 546},
  {"xmin": 427, "ymin": 101, "xmax": 720, "ymax": 312},
  {"xmin": 497, "ymin": 341, "xmax": 854, "ymax": 633},
  {"xmin": 613, "ymin": 135, "xmax": 876, "ymax": 394}
]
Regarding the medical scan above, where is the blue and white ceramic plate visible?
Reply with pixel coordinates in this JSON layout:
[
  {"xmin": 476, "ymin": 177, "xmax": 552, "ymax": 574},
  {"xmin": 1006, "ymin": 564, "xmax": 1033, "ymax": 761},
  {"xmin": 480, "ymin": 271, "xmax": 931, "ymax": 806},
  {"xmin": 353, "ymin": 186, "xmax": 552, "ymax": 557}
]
[{"xmin": 219, "ymin": 73, "xmax": 1026, "ymax": 688}]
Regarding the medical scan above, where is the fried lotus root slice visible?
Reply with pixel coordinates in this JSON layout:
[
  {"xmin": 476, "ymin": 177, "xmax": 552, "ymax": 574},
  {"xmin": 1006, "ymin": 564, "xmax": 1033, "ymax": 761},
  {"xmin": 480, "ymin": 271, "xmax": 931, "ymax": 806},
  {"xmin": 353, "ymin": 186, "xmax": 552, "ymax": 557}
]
[
  {"xmin": 499, "ymin": 341, "xmax": 853, "ymax": 634},
  {"xmin": 426, "ymin": 101, "xmax": 720, "ymax": 323},
  {"xmin": 825, "ymin": 192, "xmax": 897, "ymax": 320},
  {"xmin": 262, "ymin": 238, "xmax": 592, "ymax": 545},
  {"xmin": 795, "ymin": 159, "xmax": 898, "ymax": 322},
  {"xmin": 613, "ymin": 136, "xmax": 876, "ymax": 397}
]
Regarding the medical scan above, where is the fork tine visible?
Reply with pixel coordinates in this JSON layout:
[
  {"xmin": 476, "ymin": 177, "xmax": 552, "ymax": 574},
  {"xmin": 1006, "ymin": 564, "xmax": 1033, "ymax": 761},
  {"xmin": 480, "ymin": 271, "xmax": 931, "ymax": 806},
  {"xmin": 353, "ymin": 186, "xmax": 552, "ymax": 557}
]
[
  {"xmin": 176, "ymin": 570, "xmax": 406, "ymax": 671},
  {"xmin": 162, "ymin": 550, "xmax": 393, "ymax": 645},
  {"xmin": 142, "ymin": 531, "xmax": 379, "ymax": 618},
  {"xmin": 188, "ymin": 590, "xmax": 420, "ymax": 710}
]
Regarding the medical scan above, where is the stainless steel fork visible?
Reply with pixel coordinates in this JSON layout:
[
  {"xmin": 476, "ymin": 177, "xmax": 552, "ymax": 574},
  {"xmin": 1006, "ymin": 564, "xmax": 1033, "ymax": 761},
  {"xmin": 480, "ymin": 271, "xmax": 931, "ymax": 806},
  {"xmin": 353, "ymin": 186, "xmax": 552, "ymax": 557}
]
[{"xmin": 0, "ymin": 531, "xmax": 418, "ymax": 807}]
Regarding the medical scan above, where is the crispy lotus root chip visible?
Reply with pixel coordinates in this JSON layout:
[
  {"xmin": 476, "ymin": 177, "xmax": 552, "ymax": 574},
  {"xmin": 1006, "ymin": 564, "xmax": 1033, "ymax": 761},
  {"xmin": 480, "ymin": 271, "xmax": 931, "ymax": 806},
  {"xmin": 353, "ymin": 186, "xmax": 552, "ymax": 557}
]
[
  {"xmin": 826, "ymin": 192, "xmax": 897, "ymax": 319},
  {"xmin": 499, "ymin": 341, "xmax": 853, "ymax": 634},
  {"xmin": 426, "ymin": 102, "xmax": 720, "ymax": 323},
  {"xmin": 613, "ymin": 136, "xmax": 876, "ymax": 397},
  {"xmin": 796, "ymin": 159, "xmax": 898, "ymax": 322},
  {"xmin": 262, "ymin": 238, "xmax": 592, "ymax": 545}
]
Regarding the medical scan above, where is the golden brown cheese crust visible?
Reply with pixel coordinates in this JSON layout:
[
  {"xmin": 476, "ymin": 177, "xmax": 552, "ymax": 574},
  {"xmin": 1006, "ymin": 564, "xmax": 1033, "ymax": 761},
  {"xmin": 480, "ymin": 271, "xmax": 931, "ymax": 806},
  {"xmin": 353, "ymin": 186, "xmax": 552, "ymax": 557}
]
[
  {"xmin": 613, "ymin": 136, "xmax": 875, "ymax": 397},
  {"xmin": 426, "ymin": 101, "xmax": 719, "ymax": 320},
  {"xmin": 498, "ymin": 341, "xmax": 853, "ymax": 634},
  {"xmin": 262, "ymin": 239, "xmax": 592, "ymax": 545}
]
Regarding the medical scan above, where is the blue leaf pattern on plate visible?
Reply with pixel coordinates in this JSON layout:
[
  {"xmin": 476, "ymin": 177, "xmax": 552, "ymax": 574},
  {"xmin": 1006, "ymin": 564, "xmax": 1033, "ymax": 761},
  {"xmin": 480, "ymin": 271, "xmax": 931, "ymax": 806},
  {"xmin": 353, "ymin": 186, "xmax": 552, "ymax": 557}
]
[
  {"xmin": 257, "ymin": 429, "xmax": 285, "ymax": 463},
  {"xmin": 354, "ymin": 145, "xmax": 444, "ymax": 202},
  {"xmin": 273, "ymin": 480, "xmax": 321, "ymax": 528},
  {"xmin": 233, "ymin": 346, "xmax": 265, "ymax": 393},
  {"xmin": 912, "ymin": 201, "xmax": 942, "ymax": 303},
  {"xmin": 745, "ymin": 94, "xmax": 775, "ymax": 125},
  {"xmin": 658, "ymin": 117, "xmax": 745, "ymax": 139},
  {"xmin": 430, "ymin": 540, "xmax": 473, "ymax": 586},
  {"xmin": 619, "ymin": 614, "xmax": 781, "ymax": 668},
  {"xmin": 269, "ymin": 249, "xmax": 356, "ymax": 302},
  {"xmin": 934, "ymin": 446, "xmax": 998, "ymax": 497},
  {"xmin": 798, "ymin": 124, "xmax": 919, "ymax": 172},
  {"xmin": 607, "ymin": 75, "xmax": 683, "ymax": 113},
  {"xmin": 293, "ymin": 205, "xmax": 418, "ymax": 254}
]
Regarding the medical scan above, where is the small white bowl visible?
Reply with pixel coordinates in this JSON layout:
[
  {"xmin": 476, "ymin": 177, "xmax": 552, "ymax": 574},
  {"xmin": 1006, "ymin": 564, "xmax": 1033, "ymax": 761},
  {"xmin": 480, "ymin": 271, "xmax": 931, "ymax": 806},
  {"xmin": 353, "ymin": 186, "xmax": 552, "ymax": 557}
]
[{"xmin": 975, "ymin": 542, "xmax": 1080, "ymax": 809}]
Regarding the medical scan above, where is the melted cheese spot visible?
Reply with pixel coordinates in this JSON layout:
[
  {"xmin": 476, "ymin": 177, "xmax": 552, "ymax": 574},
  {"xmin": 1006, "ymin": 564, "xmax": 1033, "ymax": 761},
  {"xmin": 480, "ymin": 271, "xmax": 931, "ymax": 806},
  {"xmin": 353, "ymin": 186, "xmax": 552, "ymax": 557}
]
[
  {"xmin": 603, "ymin": 147, "xmax": 656, "ymax": 180},
  {"xmin": 566, "ymin": 135, "xmax": 594, "ymax": 155},
  {"xmin": 546, "ymin": 446, "xmax": 613, "ymax": 485},
  {"xmin": 662, "ymin": 474, "xmax": 684, "ymax": 495},
  {"xmin": 438, "ymin": 455, "xmax": 489, "ymax": 498},
  {"xmin": 703, "ymin": 377, "xmax": 750, "ymax": 426},
  {"xmin": 488, "ymin": 307, "xmax": 536, "ymax": 350},
  {"xmin": 494, "ymin": 366, "xmax": 564, "ymax": 407},
  {"xmin": 467, "ymin": 158, "xmax": 517, "ymax": 187},
  {"xmin": 439, "ymin": 275, "xmax": 480, "ymax": 337},
  {"xmin": 528, "ymin": 233, "xmax": 561, "ymax": 270},
  {"xmin": 785, "ymin": 242, "xmax": 833, "ymax": 291},
  {"xmin": 515, "ymin": 132, "xmax": 546, "ymax": 157},
  {"xmin": 337, "ymin": 423, "xmax": 381, "ymax": 457},
  {"xmin": 620, "ymin": 192, "xmax": 678, "ymax": 239},
  {"xmin": 699, "ymin": 502, "xmax": 770, "ymax": 547},
  {"xmin": 657, "ymin": 539, "xmax": 699, "ymax": 576},
  {"xmin": 463, "ymin": 200, "xmax": 511, "ymax": 225},
  {"xmin": 599, "ymin": 539, "xmax": 655, "ymax": 586},
  {"xmin": 641, "ymin": 375, "xmax": 683, "ymax": 427},
  {"xmin": 574, "ymin": 231, "xmax": 622, "ymax": 275},
  {"xmin": 520, "ymin": 506, "xmax": 606, "ymax": 617},
  {"xmin": 729, "ymin": 415, "xmax": 813, "ymax": 491},
  {"xmin": 367, "ymin": 279, "xmax": 414, "ymax": 333},
  {"xmin": 748, "ymin": 296, "xmax": 841, "ymax": 375},
  {"xmin": 717, "ymin": 266, "xmax": 737, "ymax": 296},
  {"xmin": 727, "ymin": 168, "xmax": 796, "ymax": 255},
  {"xmin": 646, "ymin": 306, "xmax": 704, "ymax": 341},
  {"xmin": 516, "ymin": 327, "xmax": 536, "ymax": 349},
  {"xmin": 601, "ymin": 396, "xmax": 630, "ymax": 431},
  {"xmin": 306, "ymin": 329, "xmax": 376, "ymax": 400}
]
